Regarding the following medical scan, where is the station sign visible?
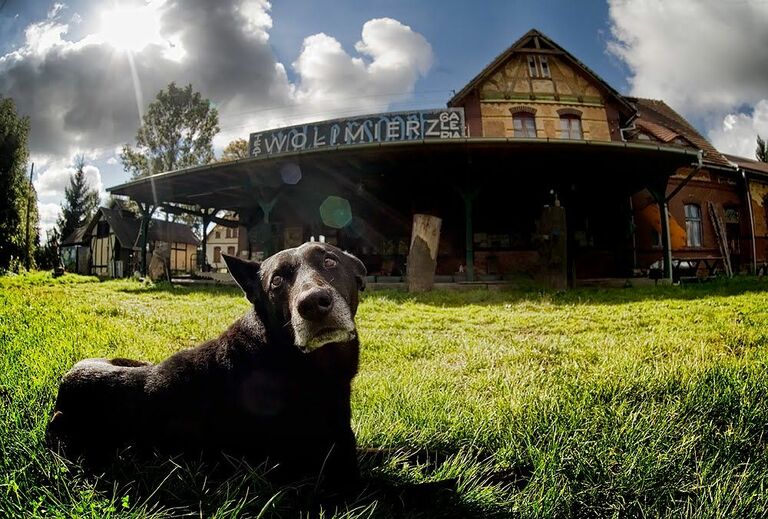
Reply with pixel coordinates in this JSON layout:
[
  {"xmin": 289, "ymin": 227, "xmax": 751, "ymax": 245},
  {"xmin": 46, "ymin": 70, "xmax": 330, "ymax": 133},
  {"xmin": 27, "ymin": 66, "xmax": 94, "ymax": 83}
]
[{"xmin": 248, "ymin": 108, "xmax": 465, "ymax": 158}]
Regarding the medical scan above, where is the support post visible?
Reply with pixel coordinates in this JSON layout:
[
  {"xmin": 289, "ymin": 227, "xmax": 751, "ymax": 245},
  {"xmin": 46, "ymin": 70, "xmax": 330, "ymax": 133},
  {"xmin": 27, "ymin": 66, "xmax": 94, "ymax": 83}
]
[
  {"xmin": 742, "ymin": 168, "xmax": 758, "ymax": 275},
  {"xmin": 649, "ymin": 178, "xmax": 673, "ymax": 283},
  {"xmin": 200, "ymin": 208, "xmax": 215, "ymax": 272},
  {"xmin": 462, "ymin": 192, "xmax": 476, "ymax": 282},
  {"xmin": 658, "ymin": 199, "xmax": 673, "ymax": 282},
  {"xmin": 137, "ymin": 202, "xmax": 155, "ymax": 276},
  {"xmin": 257, "ymin": 196, "xmax": 279, "ymax": 258}
]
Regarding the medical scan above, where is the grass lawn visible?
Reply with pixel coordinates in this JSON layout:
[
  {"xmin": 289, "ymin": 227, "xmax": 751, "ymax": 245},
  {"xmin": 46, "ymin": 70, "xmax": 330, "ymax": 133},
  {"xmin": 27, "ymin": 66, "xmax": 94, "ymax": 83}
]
[{"xmin": 2, "ymin": 273, "xmax": 768, "ymax": 517}]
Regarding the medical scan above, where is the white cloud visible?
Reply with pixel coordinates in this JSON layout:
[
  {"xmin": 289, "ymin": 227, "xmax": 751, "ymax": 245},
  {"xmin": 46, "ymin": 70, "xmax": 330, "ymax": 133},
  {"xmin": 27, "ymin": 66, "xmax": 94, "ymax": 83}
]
[
  {"xmin": 215, "ymin": 16, "xmax": 433, "ymax": 149},
  {"xmin": 709, "ymin": 100, "xmax": 768, "ymax": 159},
  {"xmin": 607, "ymin": 0, "xmax": 768, "ymax": 157},
  {"xmin": 34, "ymin": 159, "xmax": 105, "ymax": 200},
  {"xmin": 291, "ymin": 18, "xmax": 432, "ymax": 113},
  {"xmin": 1, "ymin": 1, "xmax": 433, "ymax": 187},
  {"xmin": 48, "ymin": 3, "xmax": 66, "ymax": 20},
  {"xmin": 607, "ymin": 0, "xmax": 768, "ymax": 115}
]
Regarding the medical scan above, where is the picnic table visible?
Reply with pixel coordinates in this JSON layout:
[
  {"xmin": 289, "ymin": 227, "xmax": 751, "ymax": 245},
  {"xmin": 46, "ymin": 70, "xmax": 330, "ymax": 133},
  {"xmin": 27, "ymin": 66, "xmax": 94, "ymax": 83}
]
[
  {"xmin": 648, "ymin": 256, "xmax": 724, "ymax": 282},
  {"xmin": 672, "ymin": 256, "xmax": 724, "ymax": 279}
]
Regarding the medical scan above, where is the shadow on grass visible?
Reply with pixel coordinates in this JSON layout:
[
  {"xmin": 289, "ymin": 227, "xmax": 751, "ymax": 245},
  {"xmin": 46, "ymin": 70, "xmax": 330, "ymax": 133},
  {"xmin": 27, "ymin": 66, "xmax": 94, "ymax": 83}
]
[
  {"xmin": 366, "ymin": 276, "xmax": 768, "ymax": 307},
  {"xmin": 54, "ymin": 447, "xmax": 508, "ymax": 518}
]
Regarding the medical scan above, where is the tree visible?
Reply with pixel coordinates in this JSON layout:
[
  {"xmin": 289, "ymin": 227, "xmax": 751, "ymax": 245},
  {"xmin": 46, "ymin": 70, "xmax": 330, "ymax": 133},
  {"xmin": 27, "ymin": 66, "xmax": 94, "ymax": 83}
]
[
  {"xmin": 120, "ymin": 82, "xmax": 220, "ymax": 179},
  {"xmin": 35, "ymin": 228, "xmax": 60, "ymax": 270},
  {"xmin": 219, "ymin": 138, "xmax": 249, "ymax": 162},
  {"xmin": 0, "ymin": 96, "xmax": 32, "ymax": 271},
  {"xmin": 757, "ymin": 135, "xmax": 768, "ymax": 163},
  {"xmin": 57, "ymin": 155, "xmax": 100, "ymax": 242}
]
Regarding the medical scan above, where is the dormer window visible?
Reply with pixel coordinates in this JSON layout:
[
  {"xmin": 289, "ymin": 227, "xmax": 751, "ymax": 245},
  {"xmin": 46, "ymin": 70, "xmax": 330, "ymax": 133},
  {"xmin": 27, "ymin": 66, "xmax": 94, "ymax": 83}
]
[
  {"xmin": 527, "ymin": 55, "xmax": 551, "ymax": 79},
  {"xmin": 527, "ymin": 56, "xmax": 538, "ymax": 78},
  {"xmin": 539, "ymin": 56, "xmax": 550, "ymax": 78}
]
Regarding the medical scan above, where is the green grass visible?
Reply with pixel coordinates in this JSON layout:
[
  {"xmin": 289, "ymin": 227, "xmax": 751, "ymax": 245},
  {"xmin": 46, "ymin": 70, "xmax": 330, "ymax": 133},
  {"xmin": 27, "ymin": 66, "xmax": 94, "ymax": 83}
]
[{"xmin": 2, "ymin": 276, "xmax": 768, "ymax": 517}]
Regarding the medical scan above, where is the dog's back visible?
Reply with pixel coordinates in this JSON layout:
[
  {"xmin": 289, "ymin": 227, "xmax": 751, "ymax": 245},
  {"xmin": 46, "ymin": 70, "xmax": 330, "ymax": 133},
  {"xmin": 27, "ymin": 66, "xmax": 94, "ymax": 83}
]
[{"xmin": 48, "ymin": 243, "xmax": 365, "ymax": 484}]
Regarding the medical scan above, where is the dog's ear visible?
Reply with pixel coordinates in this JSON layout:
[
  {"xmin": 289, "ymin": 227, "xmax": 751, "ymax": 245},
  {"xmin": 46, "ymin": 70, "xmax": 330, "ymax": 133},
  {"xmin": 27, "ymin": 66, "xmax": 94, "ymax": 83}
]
[
  {"xmin": 223, "ymin": 254, "xmax": 263, "ymax": 303},
  {"xmin": 343, "ymin": 251, "xmax": 367, "ymax": 292}
]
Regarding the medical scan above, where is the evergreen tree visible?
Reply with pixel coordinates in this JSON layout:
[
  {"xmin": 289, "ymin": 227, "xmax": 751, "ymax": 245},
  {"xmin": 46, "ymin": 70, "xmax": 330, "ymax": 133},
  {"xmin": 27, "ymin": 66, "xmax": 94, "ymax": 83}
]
[
  {"xmin": 0, "ymin": 96, "xmax": 32, "ymax": 271},
  {"xmin": 57, "ymin": 155, "xmax": 100, "ymax": 241},
  {"xmin": 35, "ymin": 228, "xmax": 60, "ymax": 270},
  {"xmin": 757, "ymin": 135, "xmax": 768, "ymax": 163}
]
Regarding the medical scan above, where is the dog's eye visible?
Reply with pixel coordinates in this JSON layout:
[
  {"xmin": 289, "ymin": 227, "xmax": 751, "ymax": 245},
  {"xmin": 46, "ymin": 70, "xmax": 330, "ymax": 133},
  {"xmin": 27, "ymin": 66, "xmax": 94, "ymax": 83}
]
[
  {"xmin": 270, "ymin": 275, "xmax": 284, "ymax": 289},
  {"xmin": 324, "ymin": 257, "xmax": 337, "ymax": 269}
]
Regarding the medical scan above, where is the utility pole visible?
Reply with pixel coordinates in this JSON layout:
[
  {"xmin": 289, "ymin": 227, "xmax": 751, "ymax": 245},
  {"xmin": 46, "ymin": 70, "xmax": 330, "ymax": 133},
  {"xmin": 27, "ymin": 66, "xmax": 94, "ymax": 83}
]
[{"xmin": 24, "ymin": 162, "xmax": 34, "ymax": 270}]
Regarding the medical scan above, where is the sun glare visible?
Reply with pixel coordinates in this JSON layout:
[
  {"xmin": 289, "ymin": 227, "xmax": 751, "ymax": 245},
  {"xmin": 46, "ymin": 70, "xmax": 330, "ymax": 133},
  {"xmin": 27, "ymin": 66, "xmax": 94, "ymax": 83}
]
[{"xmin": 99, "ymin": 5, "xmax": 160, "ymax": 52}]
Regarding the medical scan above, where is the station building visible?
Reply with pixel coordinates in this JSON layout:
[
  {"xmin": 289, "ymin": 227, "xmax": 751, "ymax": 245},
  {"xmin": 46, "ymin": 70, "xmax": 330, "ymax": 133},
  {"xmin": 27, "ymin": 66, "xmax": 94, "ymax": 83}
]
[{"xmin": 108, "ymin": 29, "xmax": 768, "ymax": 287}]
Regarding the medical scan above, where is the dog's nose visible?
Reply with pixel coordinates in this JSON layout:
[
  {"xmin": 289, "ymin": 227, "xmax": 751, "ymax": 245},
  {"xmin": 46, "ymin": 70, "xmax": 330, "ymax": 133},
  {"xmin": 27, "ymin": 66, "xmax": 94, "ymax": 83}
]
[{"xmin": 297, "ymin": 287, "xmax": 334, "ymax": 321}]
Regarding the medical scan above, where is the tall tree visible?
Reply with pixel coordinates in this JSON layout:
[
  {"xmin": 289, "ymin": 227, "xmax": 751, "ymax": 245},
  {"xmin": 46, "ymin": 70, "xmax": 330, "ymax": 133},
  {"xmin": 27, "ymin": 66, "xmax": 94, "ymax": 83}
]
[
  {"xmin": 757, "ymin": 135, "xmax": 768, "ymax": 163},
  {"xmin": 219, "ymin": 138, "xmax": 249, "ymax": 162},
  {"xmin": 35, "ymin": 228, "xmax": 60, "ymax": 271},
  {"xmin": 57, "ymin": 155, "xmax": 100, "ymax": 241},
  {"xmin": 120, "ymin": 82, "xmax": 220, "ymax": 179},
  {"xmin": 0, "ymin": 96, "xmax": 32, "ymax": 271}
]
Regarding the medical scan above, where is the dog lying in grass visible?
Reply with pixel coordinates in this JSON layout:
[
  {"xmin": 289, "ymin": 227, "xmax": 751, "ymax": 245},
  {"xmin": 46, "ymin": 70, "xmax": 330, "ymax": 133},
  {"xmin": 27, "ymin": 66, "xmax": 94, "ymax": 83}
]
[{"xmin": 47, "ymin": 242, "xmax": 366, "ymax": 487}]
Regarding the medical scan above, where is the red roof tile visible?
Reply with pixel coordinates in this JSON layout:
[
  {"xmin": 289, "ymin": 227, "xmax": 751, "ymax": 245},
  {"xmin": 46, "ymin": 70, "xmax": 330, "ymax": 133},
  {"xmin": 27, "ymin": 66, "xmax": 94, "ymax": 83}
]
[{"xmin": 628, "ymin": 98, "xmax": 731, "ymax": 168}]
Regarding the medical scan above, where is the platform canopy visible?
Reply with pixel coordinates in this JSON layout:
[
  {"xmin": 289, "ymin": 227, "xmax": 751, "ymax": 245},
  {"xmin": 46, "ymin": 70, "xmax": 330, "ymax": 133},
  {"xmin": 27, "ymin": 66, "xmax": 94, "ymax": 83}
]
[{"xmin": 108, "ymin": 138, "xmax": 701, "ymax": 211}]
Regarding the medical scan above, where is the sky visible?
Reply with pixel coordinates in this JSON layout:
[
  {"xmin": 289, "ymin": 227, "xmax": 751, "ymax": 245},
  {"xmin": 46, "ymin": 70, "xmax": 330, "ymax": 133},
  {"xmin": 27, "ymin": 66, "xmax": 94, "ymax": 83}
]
[{"xmin": 1, "ymin": 0, "xmax": 767, "ymax": 236}]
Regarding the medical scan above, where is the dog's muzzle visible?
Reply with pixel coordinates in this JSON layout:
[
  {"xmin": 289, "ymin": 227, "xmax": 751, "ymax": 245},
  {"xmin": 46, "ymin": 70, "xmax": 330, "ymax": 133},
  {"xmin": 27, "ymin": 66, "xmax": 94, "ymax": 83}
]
[{"xmin": 292, "ymin": 286, "xmax": 356, "ymax": 352}]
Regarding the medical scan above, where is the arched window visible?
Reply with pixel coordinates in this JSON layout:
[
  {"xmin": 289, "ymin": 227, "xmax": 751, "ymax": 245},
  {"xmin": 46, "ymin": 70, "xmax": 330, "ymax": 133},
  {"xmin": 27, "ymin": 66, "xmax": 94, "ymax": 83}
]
[
  {"xmin": 684, "ymin": 204, "xmax": 703, "ymax": 248},
  {"xmin": 559, "ymin": 114, "xmax": 582, "ymax": 139},
  {"xmin": 513, "ymin": 112, "xmax": 537, "ymax": 138}
]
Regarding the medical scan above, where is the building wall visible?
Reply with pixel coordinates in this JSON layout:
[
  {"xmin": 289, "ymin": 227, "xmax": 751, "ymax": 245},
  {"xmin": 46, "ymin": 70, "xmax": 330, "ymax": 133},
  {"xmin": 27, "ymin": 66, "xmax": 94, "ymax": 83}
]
[
  {"xmin": 205, "ymin": 223, "xmax": 241, "ymax": 270},
  {"xmin": 747, "ymin": 177, "xmax": 768, "ymax": 264},
  {"xmin": 168, "ymin": 241, "xmax": 197, "ymax": 273},
  {"xmin": 470, "ymin": 54, "xmax": 614, "ymax": 141},
  {"xmin": 633, "ymin": 167, "xmax": 751, "ymax": 273}
]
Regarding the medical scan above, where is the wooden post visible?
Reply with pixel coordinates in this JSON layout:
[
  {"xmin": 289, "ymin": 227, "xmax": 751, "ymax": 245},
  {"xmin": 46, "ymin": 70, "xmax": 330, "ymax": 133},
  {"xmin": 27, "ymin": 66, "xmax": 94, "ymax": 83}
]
[
  {"xmin": 24, "ymin": 163, "xmax": 34, "ymax": 271},
  {"xmin": 406, "ymin": 214, "xmax": 442, "ymax": 292}
]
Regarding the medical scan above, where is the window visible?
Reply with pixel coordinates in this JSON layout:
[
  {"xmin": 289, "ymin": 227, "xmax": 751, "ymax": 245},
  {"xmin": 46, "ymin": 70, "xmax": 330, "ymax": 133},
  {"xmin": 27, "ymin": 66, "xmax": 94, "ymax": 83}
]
[
  {"xmin": 226, "ymin": 228, "xmax": 232, "ymax": 239},
  {"xmin": 214, "ymin": 230, "xmax": 221, "ymax": 239},
  {"xmin": 559, "ymin": 115, "xmax": 583, "ymax": 139},
  {"xmin": 684, "ymin": 204, "xmax": 703, "ymax": 248},
  {"xmin": 213, "ymin": 246, "xmax": 221, "ymax": 263},
  {"xmin": 233, "ymin": 227, "xmax": 238, "ymax": 238},
  {"xmin": 227, "ymin": 246, "xmax": 235, "ymax": 256},
  {"xmin": 527, "ymin": 55, "xmax": 551, "ymax": 78},
  {"xmin": 513, "ymin": 113, "xmax": 537, "ymax": 138},
  {"xmin": 527, "ymin": 55, "xmax": 538, "ymax": 77},
  {"xmin": 539, "ymin": 56, "xmax": 551, "ymax": 78},
  {"xmin": 96, "ymin": 221, "xmax": 109, "ymax": 237}
]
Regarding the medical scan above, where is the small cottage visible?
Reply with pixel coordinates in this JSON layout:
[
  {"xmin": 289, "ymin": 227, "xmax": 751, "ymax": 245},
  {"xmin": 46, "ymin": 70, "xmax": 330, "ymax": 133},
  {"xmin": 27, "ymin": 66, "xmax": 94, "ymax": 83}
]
[{"xmin": 83, "ymin": 207, "xmax": 200, "ymax": 277}]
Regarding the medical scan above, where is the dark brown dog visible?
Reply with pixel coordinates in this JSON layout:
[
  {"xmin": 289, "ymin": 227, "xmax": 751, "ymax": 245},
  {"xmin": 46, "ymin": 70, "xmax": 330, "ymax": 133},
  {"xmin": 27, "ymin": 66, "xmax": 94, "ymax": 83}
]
[{"xmin": 47, "ymin": 242, "xmax": 366, "ymax": 485}]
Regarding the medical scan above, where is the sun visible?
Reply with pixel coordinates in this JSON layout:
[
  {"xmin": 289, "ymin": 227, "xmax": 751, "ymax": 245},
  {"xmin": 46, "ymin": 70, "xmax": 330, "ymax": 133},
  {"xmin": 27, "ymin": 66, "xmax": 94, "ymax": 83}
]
[{"xmin": 99, "ymin": 4, "xmax": 161, "ymax": 52}]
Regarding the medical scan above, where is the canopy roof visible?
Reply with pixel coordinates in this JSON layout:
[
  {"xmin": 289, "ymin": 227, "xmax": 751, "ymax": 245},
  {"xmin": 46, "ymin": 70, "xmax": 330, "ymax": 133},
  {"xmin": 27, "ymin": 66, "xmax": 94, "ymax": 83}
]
[{"xmin": 108, "ymin": 138, "xmax": 702, "ymax": 212}]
